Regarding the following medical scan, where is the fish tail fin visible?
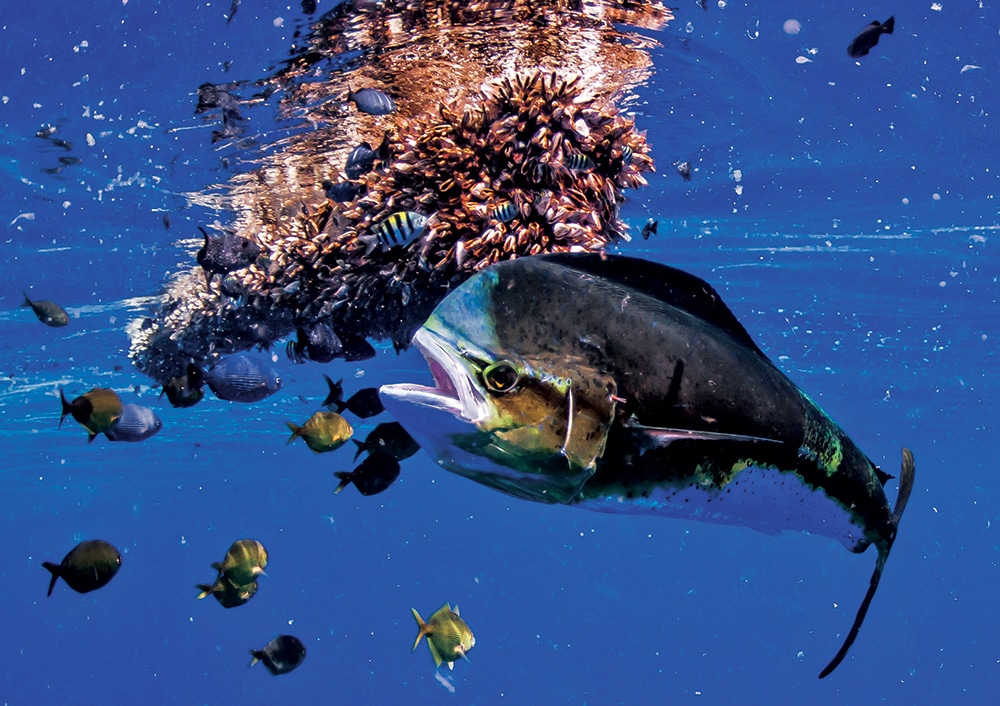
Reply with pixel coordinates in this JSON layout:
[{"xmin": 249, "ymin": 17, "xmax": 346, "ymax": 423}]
[
  {"xmin": 351, "ymin": 439, "xmax": 366, "ymax": 462},
  {"xmin": 58, "ymin": 389, "xmax": 72, "ymax": 428},
  {"xmin": 818, "ymin": 448, "xmax": 915, "ymax": 679},
  {"xmin": 322, "ymin": 375, "xmax": 344, "ymax": 410},
  {"xmin": 43, "ymin": 562, "xmax": 60, "ymax": 596},
  {"xmin": 195, "ymin": 584, "xmax": 213, "ymax": 600},
  {"xmin": 249, "ymin": 649, "xmax": 262, "ymax": 667},
  {"xmin": 286, "ymin": 422, "xmax": 301, "ymax": 444},
  {"xmin": 332, "ymin": 471, "xmax": 352, "ymax": 494},
  {"xmin": 411, "ymin": 607, "xmax": 427, "ymax": 651},
  {"xmin": 22, "ymin": 292, "xmax": 32, "ymax": 308},
  {"xmin": 358, "ymin": 234, "xmax": 379, "ymax": 257},
  {"xmin": 882, "ymin": 16, "xmax": 895, "ymax": 34}
]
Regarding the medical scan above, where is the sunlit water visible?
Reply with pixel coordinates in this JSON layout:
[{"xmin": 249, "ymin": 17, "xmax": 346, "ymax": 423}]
[{"xmin": 2, "ymin": 1, "xmax": 998, "ymax": 704}]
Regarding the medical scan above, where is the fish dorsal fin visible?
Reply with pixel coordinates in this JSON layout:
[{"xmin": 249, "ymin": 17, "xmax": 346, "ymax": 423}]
[
  {"xmin": 818, "ymin": 447, "xmax": 916, "ymax": 678},
  {"xmin": 535, "ymin": 253, "xmax": 766, "ymax": 357}
]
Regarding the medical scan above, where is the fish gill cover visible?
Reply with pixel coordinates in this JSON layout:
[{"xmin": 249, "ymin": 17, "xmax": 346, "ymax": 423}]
[{"xmin": 127, "ymin": 0, "xmax": 672, "ymax": 384}]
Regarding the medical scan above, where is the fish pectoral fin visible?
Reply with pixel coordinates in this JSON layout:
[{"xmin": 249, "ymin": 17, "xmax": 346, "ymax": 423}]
[
  {"xmin": 427, "ymin": 641, "xmax": 444, "ymax": 668},
  {"xmin": 818, "ymin": 549, "xmax": 888, "ymax": 679},
  {"xmin": 626, "ymin": 422, "xmax": 783, "ymax": 448}
]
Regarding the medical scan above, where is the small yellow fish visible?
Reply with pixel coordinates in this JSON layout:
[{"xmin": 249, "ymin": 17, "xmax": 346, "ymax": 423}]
[
  {"xmin": 59, "ymin": 388, "xmax": 124, "ymax": 442},
  {"xmin": 411, "ymin": 603, "xmax": 476, "ymax": 670},
  {"xmin": 213, "ymin": 539, "xmax": 268, "ymax": 587},
  {"xmin": 286, "ymin": 411, "xmax": 353, "ymax": 453}
]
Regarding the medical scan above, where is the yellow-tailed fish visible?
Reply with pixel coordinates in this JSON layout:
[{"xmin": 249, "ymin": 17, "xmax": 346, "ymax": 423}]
[
  {"xmin": 411, "ymin": 603, "xmax": 475, "ymax": 670},
  {"xmin": 286, "ymin": 411, "xmax": 353, "ymax": 453}
]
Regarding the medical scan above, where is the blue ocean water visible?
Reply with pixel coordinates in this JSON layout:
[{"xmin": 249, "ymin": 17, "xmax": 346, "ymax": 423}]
[{"xmin": 1, "ymin": 1, "xmax": 997, "ymax": 704}]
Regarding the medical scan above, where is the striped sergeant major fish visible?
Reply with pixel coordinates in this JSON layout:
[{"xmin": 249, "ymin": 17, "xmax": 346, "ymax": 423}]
[
  {"xmin": 490, "ymin": 200, "xmax": 517, "ymax": 223},
  {"xmin": 564, "ymin": 152, "xmax": 594, "ymax": 171},
  {"xmin": 360, "ymin": 211, "xmax": 430, "ymax": 256}
]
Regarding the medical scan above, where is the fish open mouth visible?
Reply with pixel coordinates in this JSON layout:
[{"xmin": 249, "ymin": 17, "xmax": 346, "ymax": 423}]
[{"xmin": 380, "ymin": 327, "xmax": 489, "ymax": 424}]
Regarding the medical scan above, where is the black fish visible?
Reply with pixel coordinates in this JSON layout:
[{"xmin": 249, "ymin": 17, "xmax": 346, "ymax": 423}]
[
  {"xmin": 161, "ymin": 364, "xmax": 205, "ymax": 408},
  {"xmin": 847, "ymin": 16, "xmax": 894, "ymax": 58},
  {"xmin": 675, "ymin": 160, "xmax": 692, "ymax": 181},
  {"xmin": 347, "ymin": 87, "xmax": 396, "ymax": 115},
  {"xmin": 301, "ymin": 0, "xmax": 317, "ymax": 13},
  {"xmin": 640, "ymin": 218, "xmax": 658, "ymax": 240},
  {"xmin": 203, "ymin": 354, "xmax": 281, "ymax": 403},
  {"xmin": 227, "ymin": 0, "xmax": 241, "ymax": 24},
  {"xmin": 352, "ymin": 421, "xmax": 420, "ymax": 462},
  {"xmin": 104, "ymin": 403, "xmax": 162, "ymax": 442},
  {"xmin": 324, "ymin": 381, "xmax": 384, "ymax": 418},
  {"xmin": 43, "ymin": 539, "xmax": 122, "ymax": 596},
  {"xmin": 333, "ymin": 332, "xmax": 376, "ymax": 362},
  {"xmin": 22, "ymin": 292, "xmax": 69, "ymax": 327},
  {"xmin": 334, "ymin": 451, "xmax": 400, "ymax": 496},
  {"xmin": 162, "ymin": 213, "xmax": 172, "ymax": 230},
  {"xmin": 250, "ymin": 635, "xmax": 307, "ymax": 675},
  {"xmin": 196, "ymin": 226, "xmax": 261, "ymax": 282},
  {"xmin": 322, "ymin": 179, "xmax": 364, "ymax": 203},
  {"xmin": 287, "ymin": 323, "xmax": 343, "ymax": 364}
]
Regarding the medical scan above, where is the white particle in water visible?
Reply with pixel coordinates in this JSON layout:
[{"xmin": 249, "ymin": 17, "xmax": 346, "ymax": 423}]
[{"xmin": 783, "ymin": 19, "xmax": 801, "ymax": 35}]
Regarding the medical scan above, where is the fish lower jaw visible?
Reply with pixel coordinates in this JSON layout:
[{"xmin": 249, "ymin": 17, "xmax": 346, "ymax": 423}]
[{"xmin": 379, "ymin": 383, "xmax": 464, "ymax": 417}]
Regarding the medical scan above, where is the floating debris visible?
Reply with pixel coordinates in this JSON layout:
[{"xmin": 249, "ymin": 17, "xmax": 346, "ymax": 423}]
[{"xmin": 127, "ymin": 0, "xmax": 671, "ymax": 384}]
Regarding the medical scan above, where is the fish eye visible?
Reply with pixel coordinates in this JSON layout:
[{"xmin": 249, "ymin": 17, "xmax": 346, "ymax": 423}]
[{"xmin": 482, "ymin": 361, "xmax": 519, "ymax": 394}]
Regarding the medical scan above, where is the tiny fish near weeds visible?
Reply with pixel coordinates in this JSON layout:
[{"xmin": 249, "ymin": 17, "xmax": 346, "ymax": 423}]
[
  {"xmin": 347, "ymin": 86, "xmax": 396, "ymax": 116},
  {"xmin": 202, "ymin": 354, "xmax": 281, "ymax": 403},
  {"xmin": 196, "ymin": 226, "xmax": 261, "ymax": 283},
  {"xmin": 381, "ymin": 252, "xmax": 916, "ymax": 678}
]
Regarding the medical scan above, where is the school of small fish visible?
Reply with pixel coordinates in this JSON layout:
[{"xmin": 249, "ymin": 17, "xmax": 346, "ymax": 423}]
[{"xmin": 21, "ymin": 0, "xmax": 912, "ymax": 688}]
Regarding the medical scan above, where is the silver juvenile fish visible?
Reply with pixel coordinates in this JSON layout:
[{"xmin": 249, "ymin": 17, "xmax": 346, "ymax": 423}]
[
  {"xmin": 203, "ymin": 354, "xmax": 281, "ymax": 403},
  {"xmin": 104, "ymin": 403, "xmax": 163, "ymax": 442}
]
